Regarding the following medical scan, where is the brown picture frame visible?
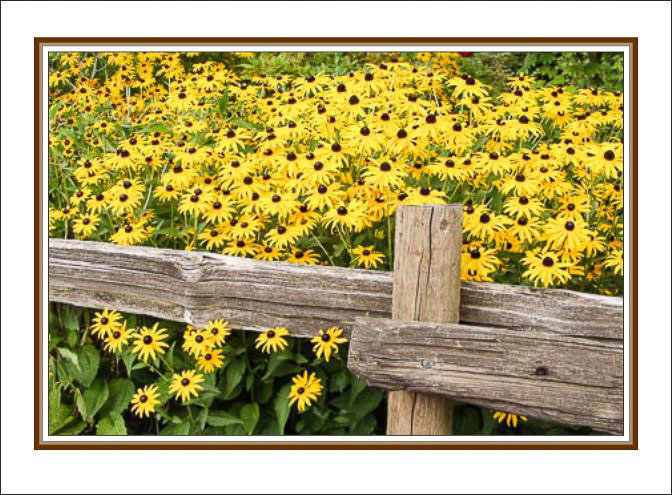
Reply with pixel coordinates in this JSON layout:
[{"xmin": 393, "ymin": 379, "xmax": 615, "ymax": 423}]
[{"xmin": 35, "ymin": 37, "xmax": 637, "ymax": 450}]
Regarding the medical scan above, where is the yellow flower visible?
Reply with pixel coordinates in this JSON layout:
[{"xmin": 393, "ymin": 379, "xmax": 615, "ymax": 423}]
[
  {"xmin": 205, "ymin": 319, "xmax": 230, "ymax": 347},
  {"xmin": 197, "ymin": 347, "xmax": 225, "ymax": 373},
  {"xmin": 103, "ymin": 320, "xmax": 134, "ymax": 353},
  {"xmin": 130, "ymin": 384, "xmax": 161, "ymax": 418},
  {"xmin": 311, "ymin": 326, "xmax": 347, "ymax": 362},
  {"xmin": 131, "ymin": 323, "xmax": 170, "ymax": 362},
  {"xmin": 351, "ymin": 245, "xmax": 385, "ymax": 269},
  {"xmin": 169, "ymin": 370, "xmax": 204, "ymax": 403},
  {"xmin": 255, "ymin": 327, "xmax": 289, "ymax": 354},
  {"xmin": 90, "ymin": 307, "xmax": 123, "ymax": 339},
  {"xmin": 288, "ymin": 370, "xmax": 323, "ymax": 412}
]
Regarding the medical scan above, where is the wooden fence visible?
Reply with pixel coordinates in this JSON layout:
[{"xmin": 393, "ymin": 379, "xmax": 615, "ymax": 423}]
[{"xmin": 48, "ymin": 204, "xmax": 624, "ymax": 435}]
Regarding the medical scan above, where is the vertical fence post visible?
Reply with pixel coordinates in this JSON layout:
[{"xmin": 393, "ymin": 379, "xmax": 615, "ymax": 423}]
[{"xmin": 386, "ymin": 204, "xmax": 463, "ymax": 435}]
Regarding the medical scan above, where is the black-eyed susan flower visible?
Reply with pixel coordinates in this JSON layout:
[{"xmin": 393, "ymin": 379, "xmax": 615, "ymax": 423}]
[
  {"xmin": 351, "ymin": 245, "xmax": 385, "ymax": 269},
  {"xmin": 205, "ymin": 319, "xmax": 230, "ymax": 347},
  {"xmin": 522, "ymin": 248, "xmax": 573, "ymax": 287},
  {"xmin": 197, "ymin": 348, "xmax": 224, "ymax": 373},
  {"xmin": 169, "ymin": 370, "xmax": 204, "ymax": 403},
  {"xmin": 182, "ymin": 327, "xmax": 212, "ymax": 358},
  {"xmin": 131, "ymin": 323, "xmax": 170, "ymax": 362},
  {"xmin": 255, "ymin": 327, "xmax": 289, "ymax": 354},
  {"xmin": 103, "ymin": 320, "xmax": 134, "ymax": 353},
  {"xmin": 288, "ymin": 370, "xmax": 323, "ymax": 412},
  {"xmin": 72, "ymin": 212, "xmax": 100, "ymax": 238},
  {"xmin": 90, "ymin": 307, "xmax": 123, "ymax": 339},
  {"xmin": 311, "ymin": 326, "xmax": 347, "ymax": 362},
  {"xmin": 130, "ymin": 384, "xmax": 161, "ymax": 418}
]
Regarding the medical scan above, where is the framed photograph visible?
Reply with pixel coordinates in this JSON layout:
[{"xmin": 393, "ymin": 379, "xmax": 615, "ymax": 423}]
[{"xmin": 36, "ymin": 37, "xmax": 636, "ymax": 449}]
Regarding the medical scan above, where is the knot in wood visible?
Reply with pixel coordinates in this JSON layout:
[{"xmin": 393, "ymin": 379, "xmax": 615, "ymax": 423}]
[{"xmin": 420, "ymin": 359, "xmax": 434, "ymax": 369}]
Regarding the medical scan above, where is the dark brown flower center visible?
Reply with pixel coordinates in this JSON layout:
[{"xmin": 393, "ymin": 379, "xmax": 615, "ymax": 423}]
[{"xmin": 143, "ymin": 335, "xmax": 152, "ymax": 344}]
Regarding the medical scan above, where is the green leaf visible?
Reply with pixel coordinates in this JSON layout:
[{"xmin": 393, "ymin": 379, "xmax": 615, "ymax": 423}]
[
  {"xmin": 273, "ymin": 383, "xmax": 292, "ymax": 435},
  {"xmin": 96, "ymin": 413, "xmax": 127, "ymax": 435},
  {"xmin": 349, "ymin": 375, "xmax": 368, "ymax": 406},
  {"xmin": 63, "ymin": 345, "xmax": 99, "ymax": 387},
  {"xmin": 83, "ymin": 378, "xmax": 109, "ymax": 422},
  {"xmin": 206, "ymin": 410, "xmax": 243, "ymax": 427},
  {"xmin": 99, "ymin": 378, "xmax": 134, "ymax": 416},
  {"xmin": 120, "ymin": 349, "xmax": 136, "ymax": 377},
  {"xmin": 57, "ymin": 347, "xmax": 80, "ymax": 372},
  {"xmin": 222, "ymin": 358, "xmax": 246, "ymax": 399},
  {"xmin": 240, "ymin": 403, "xmax": 260, "ymax": 435},
  {"xmin": 62, "ymin": 307, "xmax": 79, "ymax": 332},
  {"xmin": 55, "ymin": 419, "xmax": 87, "ymax": 435},
  {"xmin": 218, "ymin": 88, "xmax": 229, "ymax": 116},
  {"xmin": 196, "ymin": 408, "xmax": 208, "ymax": 432},
  {"xmin": 230, "ymin": 118, "xmax": 262, "ymax": 131},
  {"xmin": 350, "ymin": 389, "xmax": 383, "ymax": 422},
  {"xmin": 253, "ymin": 378, "xmax": 274, "ymax": 404},
  {"xmin": 65, "ymin": 328, "xmax": 79, "ymax": 348},
  {"xmin": 160, "ymin": 422, "xmax": 191, "ymax": 435},
  {"xmin": 49, "ymin": 387, "xmax": 76, "ymax": 434},
  {"xmin": 261, "ymin": 351, "xmax": 293, "ymax": 380},
  {"xmin": 329, "ymin": 371, "xmax": 349, "ymax": 393}
]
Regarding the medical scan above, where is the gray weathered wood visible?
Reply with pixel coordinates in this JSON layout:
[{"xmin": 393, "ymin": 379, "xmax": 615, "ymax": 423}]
[
  {"xmin": 48, "ymin": 238, "xmax": 624, "ymax": 340},
  {"xmin": 348, "ymin": 316, "xmax": 624, "ymax": 434},
  {"xmin": 49, "ymin": 238, "xmax": 391, "ymax": 339},
  {"xmin": 387, "ymin": 204, "xmax": 462, "ymax": 435}
]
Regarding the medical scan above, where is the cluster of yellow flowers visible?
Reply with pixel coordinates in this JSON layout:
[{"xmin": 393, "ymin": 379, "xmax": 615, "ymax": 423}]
[
  {"xmin": 48, "ymin": 51, "xmax": 623, "ymax": 294},
  {"xmin": 89, "ymin": 307, "xmax": 346, "ymax": 417}
]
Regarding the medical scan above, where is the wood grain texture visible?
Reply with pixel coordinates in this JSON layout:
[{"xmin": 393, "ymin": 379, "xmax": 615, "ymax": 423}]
[
  {"xmin": 48, "ymin": 238, "xmax": 391, "ymax": 339},
  {"xmin": 348, "ymin": 317, "xmax": 624, "ymax": 434},
  {"xmin": 386, "ymin": 205, "xmax": 462, "ymax": 435},
  {"xmin": 48, "ymin": 238, "xmax": 624, "ymax": 340}
]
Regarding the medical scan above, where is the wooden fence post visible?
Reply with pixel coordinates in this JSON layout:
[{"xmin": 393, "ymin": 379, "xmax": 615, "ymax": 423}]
[{"xmin": 386, "ymin": 204, "xmax": 462, "ymax": 435}]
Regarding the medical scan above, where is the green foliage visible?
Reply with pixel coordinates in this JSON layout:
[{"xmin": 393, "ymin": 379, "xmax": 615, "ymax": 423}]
[
  {"xmin": 48, "ymin": 302, "xmax": 388, "ymax": 436},
  {"xmin": 520, "ymin": 52, "xmax": 624, "ymax": 91},
  {"xmin": 458, "ymin": 52, "xmax": 623, "ymax": 95},
  {"xmin": 458, "ymin": 52, "xmax": 527, "ymax": 95}
]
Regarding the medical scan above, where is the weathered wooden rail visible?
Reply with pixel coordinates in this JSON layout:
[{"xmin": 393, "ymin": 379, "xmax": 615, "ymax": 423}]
[
  {"xmin": 48, "ymin": 205, "xmax": 624, "ymax": 435},
  {"xmin": 48, "ymin": 240, "xmax": 623, "ymax": 340}
]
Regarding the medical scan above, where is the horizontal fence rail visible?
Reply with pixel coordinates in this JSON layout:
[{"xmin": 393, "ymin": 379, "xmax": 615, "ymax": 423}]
[
  {"xmin": 48, "ymin": 239, "xmax": 624, "ymax": 340},
  {"xmin": 347, "ymin": 317, "xmax": 623, "ymax": 434}
]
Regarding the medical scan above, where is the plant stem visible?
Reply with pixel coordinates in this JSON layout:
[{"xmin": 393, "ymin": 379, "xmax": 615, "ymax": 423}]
[{"xmin": 312, "ymin": 234, "xmax": 335, "ymax": 266}]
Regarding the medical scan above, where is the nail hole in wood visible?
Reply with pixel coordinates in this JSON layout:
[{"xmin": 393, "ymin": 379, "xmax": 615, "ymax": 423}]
[{"xmin": 535, "ymin": 366, "xmax": 549, "ymax": 376}]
